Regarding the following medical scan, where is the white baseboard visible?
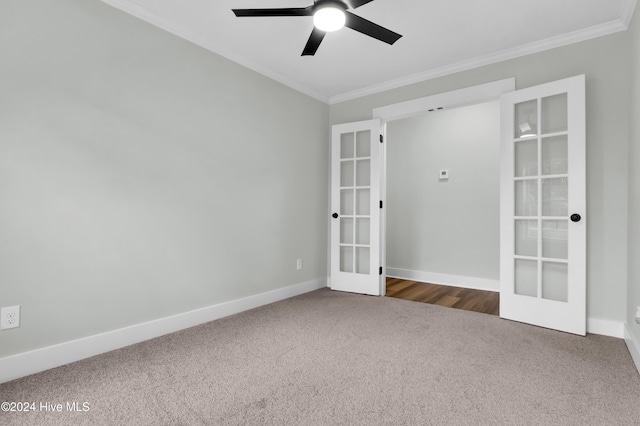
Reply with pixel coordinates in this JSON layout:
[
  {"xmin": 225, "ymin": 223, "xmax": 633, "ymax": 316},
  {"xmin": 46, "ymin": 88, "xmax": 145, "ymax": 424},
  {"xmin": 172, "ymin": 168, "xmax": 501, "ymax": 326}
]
[
  {"xmin": 624, "ymin": 324, "xmax": 640, "ymax": 375},
  {"xmin": 587, "ymin": 318, "xmax": 625, "ymax": 338},
  {"xmin": 0, "ymin": 278, "xmax": 326, "ymax": 384},
  {"xmin": 386, "ymin": 268, "xmax": 500, "ymax": 292}
]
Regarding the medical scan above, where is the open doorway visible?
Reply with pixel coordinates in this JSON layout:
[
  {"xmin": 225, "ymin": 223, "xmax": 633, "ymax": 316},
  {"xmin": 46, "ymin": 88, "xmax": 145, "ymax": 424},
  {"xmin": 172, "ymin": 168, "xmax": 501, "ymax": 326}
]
[
  {"xmin": 329, "ymin": 78, "xmax": 515, "ymax": 298},
  {"xmin": 383, "ymin": 100, "xmax": 501, "ymax": 315}
]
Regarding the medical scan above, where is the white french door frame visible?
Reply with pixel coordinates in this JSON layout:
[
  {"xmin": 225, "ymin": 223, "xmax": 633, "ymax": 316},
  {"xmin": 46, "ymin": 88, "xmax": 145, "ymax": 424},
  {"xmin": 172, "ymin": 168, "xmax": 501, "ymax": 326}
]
[{"xmin": 370, "ymin": 78, "xmax": 517, "ymax": 290}]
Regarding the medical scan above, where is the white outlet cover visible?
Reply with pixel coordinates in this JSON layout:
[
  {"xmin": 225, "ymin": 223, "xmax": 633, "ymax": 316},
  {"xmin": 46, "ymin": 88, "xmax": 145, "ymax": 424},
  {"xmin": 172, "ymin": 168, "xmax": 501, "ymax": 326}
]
[
  {"xmin": 1, "ymin": 305, "xmax": 20, "ymax": 330},
  {"xmin": 439, "ymin": 170, "xmax": 449, "ymax": 180}
]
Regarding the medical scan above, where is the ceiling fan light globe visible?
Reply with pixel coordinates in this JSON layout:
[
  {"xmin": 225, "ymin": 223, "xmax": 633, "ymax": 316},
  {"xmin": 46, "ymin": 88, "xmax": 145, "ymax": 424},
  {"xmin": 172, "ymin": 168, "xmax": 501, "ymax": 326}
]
[{"xmin": 313, "ymin": 6, "xmax": 346, "ymax": 32}]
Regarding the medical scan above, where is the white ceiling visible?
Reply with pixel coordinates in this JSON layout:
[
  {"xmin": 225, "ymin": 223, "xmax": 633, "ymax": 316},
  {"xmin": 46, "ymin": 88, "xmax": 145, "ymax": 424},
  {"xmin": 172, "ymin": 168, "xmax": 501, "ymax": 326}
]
[{"xmin": 101, "ymin": 0, "xmax": 637, "ymax": 103}]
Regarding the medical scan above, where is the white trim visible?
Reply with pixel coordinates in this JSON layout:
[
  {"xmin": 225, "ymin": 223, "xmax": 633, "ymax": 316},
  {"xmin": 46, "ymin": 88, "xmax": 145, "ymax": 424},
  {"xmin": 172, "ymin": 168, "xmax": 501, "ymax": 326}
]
[
  {"xmin": 620, "ymin": 0, "xmax": 639, "ymax": 28},
  {"xmin": 0, "ymin": 278, "xmax": 326, "ymax": 384},
  {"xmin": 587, "ymin": 318, "xmax": 625, "ymax": 338},
  {"xmin": 386, "ymin": 268, "xmax": 500, "ymax": 292},
  {"xmin": 624, "ymin": 324, "xmax": 640, "ymax": 375},
  {"xmin": 330, "ymin": 20, "xmax": 628, "ymax": 104},
  {"xmin": 379, "ymin": 122, "xmax": 388, "ymax": 296},
  {"xmin": 372, "ymin": 78, "xmax": 515, "ymax": 122},
  {"xmin": 101, "ymin": 0, "xmax": 634, "ymax": 106},
  {"xmin": 99, "ymin": 0, "xmax": 329, "ymax": 103}
]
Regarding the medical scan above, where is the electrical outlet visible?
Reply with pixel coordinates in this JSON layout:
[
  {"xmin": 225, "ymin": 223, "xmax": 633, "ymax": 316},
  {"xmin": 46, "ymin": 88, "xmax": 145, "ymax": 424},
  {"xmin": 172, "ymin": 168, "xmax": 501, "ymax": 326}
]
[
  {"xmin": 1, "ymin": 305, "xmax": 20, "ymax": 330},
  {"xmin": 296, "ymin": 258, "xmax": 303, "ymax": 271}
]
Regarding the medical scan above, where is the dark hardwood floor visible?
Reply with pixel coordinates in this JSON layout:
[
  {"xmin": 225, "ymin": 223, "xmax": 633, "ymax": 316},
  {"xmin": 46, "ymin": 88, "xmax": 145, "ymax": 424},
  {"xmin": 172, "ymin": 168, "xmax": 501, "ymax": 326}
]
[{"xmin": 386, "ymin": 277, "xmax": 500, "ymax": 316}]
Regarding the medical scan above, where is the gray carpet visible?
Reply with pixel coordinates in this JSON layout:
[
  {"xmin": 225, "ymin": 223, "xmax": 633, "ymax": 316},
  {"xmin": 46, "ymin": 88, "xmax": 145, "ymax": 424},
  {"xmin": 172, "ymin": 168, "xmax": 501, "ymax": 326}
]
[{"xmin": 1, "ymin": 288, "xmax": 639, "ymax": 425}]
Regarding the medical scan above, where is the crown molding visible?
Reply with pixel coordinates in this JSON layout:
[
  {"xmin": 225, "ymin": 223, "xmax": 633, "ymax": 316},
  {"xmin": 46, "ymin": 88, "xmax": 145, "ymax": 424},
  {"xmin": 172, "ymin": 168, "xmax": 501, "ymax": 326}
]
[
  {"xmin": 329, "ymin": 18, "xmax": 629, "ymax": 104},
  {"xmin": 100, "ymin": 0, "xmax": 635, "ymax": 107},
  {"xmin": 620, "ymin": 0, "xmax": 638, "ymax": 28},
  {"xmin": 99, "ymin": 0, "xmax": 330, "ymax": 104}
]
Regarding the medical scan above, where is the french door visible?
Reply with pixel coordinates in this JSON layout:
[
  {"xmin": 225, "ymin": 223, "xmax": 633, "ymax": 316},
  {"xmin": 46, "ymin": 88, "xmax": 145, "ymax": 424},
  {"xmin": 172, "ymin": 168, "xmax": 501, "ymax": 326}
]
[
  {"xmin": 330, "ymin": 119, "xmax": 384, "ymax": 296},
  {"xmin": 500, "ymin": 75, "xmax": 586, "ymax": 335}
]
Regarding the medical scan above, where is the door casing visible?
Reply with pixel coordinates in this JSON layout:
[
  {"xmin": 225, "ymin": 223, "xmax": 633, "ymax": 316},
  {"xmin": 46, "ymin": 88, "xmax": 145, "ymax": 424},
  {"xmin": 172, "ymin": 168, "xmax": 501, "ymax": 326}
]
[{"xmin": 370, "ymin": 78, "xmax": 517, "ymax": 294}]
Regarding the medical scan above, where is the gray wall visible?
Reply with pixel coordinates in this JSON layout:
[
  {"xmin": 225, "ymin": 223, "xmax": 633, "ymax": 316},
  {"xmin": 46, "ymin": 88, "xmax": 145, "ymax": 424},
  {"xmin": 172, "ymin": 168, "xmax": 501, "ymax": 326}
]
[
  {"xmin": 0, "ymin": 0, "xmax": 329, "ymax": 357},
  {"xmin": 628, "ymin": 11, "xmax": 640, "ymax": 343},
  {"xmin": 331, "ymin": 32, "xmax": 631, "ymax": 322},
  {"xmin": 386, "ymin": 102, "xmax": 500, "ymax": 280}
]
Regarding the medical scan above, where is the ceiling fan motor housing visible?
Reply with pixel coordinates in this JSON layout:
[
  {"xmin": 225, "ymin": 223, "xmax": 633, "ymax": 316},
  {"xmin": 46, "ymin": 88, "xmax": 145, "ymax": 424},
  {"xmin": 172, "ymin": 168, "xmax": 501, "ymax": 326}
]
[
  {"xmin": 313, "ymin": 0, "xmax": 348, "ymax": 32},
  {"xmin": 313, "ymin": 0, "xmax": 348, "ymax": 12}
]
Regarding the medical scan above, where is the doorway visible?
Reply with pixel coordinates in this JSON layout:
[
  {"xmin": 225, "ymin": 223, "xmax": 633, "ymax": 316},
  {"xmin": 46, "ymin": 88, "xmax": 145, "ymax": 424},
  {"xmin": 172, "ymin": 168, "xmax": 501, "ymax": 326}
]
[
  {"xmin": 329, "ymin": 78, "xmax": 515, "ymax": 298},
  {"xmin": 384, "ymin": 100, "xmax": 502, "ymax": 304}
]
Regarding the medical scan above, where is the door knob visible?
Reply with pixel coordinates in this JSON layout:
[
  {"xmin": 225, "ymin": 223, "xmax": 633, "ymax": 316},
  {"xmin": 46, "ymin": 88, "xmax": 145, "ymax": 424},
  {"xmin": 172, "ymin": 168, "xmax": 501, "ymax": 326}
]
[
  {"xmin": 570, "ymin": 214, "xmax": 581, "ymax": 223},
  {"xmin": 332, "ymin": 213, "xmax": 339, "ymax": 219}
]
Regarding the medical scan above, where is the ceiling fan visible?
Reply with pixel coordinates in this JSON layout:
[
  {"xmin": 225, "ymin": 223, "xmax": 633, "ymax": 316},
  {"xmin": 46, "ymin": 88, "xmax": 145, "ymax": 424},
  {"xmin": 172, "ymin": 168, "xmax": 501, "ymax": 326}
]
[{"xmin": 232, "ymin": 0, "xmax": 402, "ymax": 56}]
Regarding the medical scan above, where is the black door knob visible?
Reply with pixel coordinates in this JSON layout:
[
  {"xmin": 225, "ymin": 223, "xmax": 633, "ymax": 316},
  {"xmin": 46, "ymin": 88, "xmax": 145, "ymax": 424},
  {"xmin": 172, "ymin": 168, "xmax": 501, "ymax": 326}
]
[
  {"xmin": 332, "ymin": 213, "xmax": 339, "ymax": 219},
  {"xmin": 570, "ymin": 214, "xmax": 581, "ymax": 223}
]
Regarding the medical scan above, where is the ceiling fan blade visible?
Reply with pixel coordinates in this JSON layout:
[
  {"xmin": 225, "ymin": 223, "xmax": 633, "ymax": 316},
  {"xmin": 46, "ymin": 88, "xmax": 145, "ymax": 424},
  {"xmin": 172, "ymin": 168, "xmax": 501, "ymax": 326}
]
[
  {"xmin": 347, "ymin": 0, "xmax": 375, "ymax": 9},
  {"xmin": 344, "ymin": 11, "xmax": 402, "ymax": 45},
  {"xmin": 302, "ymin": 27, "xmax": 326, "ymax": 56},
  {"xmin": 232, "ymin": 7, "xmax": 312, "ymax": 17}
]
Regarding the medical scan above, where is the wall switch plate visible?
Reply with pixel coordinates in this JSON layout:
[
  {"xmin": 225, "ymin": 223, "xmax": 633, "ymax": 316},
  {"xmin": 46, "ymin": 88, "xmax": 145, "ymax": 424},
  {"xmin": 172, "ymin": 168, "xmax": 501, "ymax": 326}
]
[
  {"xmin": 636, "ymin": 306, "xmax": 640, "ymax": 325},
  {"xmin": 296, "ymin": 258, "xmax": 303, "ymax": 271},
  {"xmin": 439, "ymin": 170, "xmax": 449, "ymax": 181},
  {"xmin": 1, "ymin": 305, "xmax": 20, "ymax": 330}
]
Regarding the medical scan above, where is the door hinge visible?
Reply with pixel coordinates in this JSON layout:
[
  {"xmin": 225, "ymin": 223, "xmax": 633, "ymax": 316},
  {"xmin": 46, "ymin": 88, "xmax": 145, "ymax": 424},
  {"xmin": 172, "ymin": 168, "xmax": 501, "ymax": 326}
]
[
  {"xmin": 379, "ymin": 266, "xmax": 383, "ymax": 275},
  {"xmin": 379, "ymin": 134, "xmax": 384, "ymax": 143},
  {"xmin": 380, "ymin": 200, "xmax": 383, "ymax": 208}
]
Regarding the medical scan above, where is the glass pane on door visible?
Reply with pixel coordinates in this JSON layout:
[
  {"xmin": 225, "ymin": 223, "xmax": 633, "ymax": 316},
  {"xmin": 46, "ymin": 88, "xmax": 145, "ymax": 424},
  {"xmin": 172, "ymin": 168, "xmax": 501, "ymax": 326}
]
[
  {"xmin": 515, "ymin": 220, "xmax": 537, "ymax": 257},
  {"xmin": 341, "ymin": 133, "xmax": 354, "ymax": 159},
  {"xmin": 356, "ymin": 131, "xmax": 371, "ymax": 157},
  {"xmin": 341, "ymin": 161, "xmax": 354, "ymax": 187},
  {"xmin": 515, "ymin": 259, "xmax": 537, "ymax": 297},
  {"xmin": 541, "ymin": 94, "xmax": 568, "ymax": 134},
  {"xmin": 509, "ymin": 87, "xmax": 574, "ymax": 307},
  {"xmin": 356, "ymin": 189, "xmax": 370, "ymax": 215},
  {"xmin": 356, "ymin": 219, "xmax": 370, "ymax": 245},
  {"xmin": 337, "ymin": 130, "xmax": 373, "ymax": 277},
  {"xmin": 515, "ymin": 100, "xmax": 538, "ymax": 138},
  {"xmin": 340, "ymin": 189, "xmax": 354, "ymax": 215},
  {"xmin": 542, "ymin": 220, "xmax": 568, "ymax": 259},
  {"xmin": 340, "ymin": 218, "xmax": 353, "ymax": 244},
  {"xmin": 340, "ymin": 246, "xmax": 353, "ymax": 273},
  {"xmin": 515, "ymin": 180, "xmax": 538, "ymax": 216},
  {"xmin": 356, "ymin": 160, "xmax": 370, "ymax": 186},
  {"xmin": 356, "ymin": 247, "xmax": 370, "ymax": 274},
  {"xmin": 542, "ymin": 178, "xmax": 568, "ymax": 216},
  {"xmin": 515, "ymin": 140, "xmax": 537, "ymax": 177},
  {"xmin": 542, "ymin": 136, "xmax": 568, "ymax": 175},
  {"xmin": 542, "ymin": 262, "xmax": 568, "ymax": 302}
]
